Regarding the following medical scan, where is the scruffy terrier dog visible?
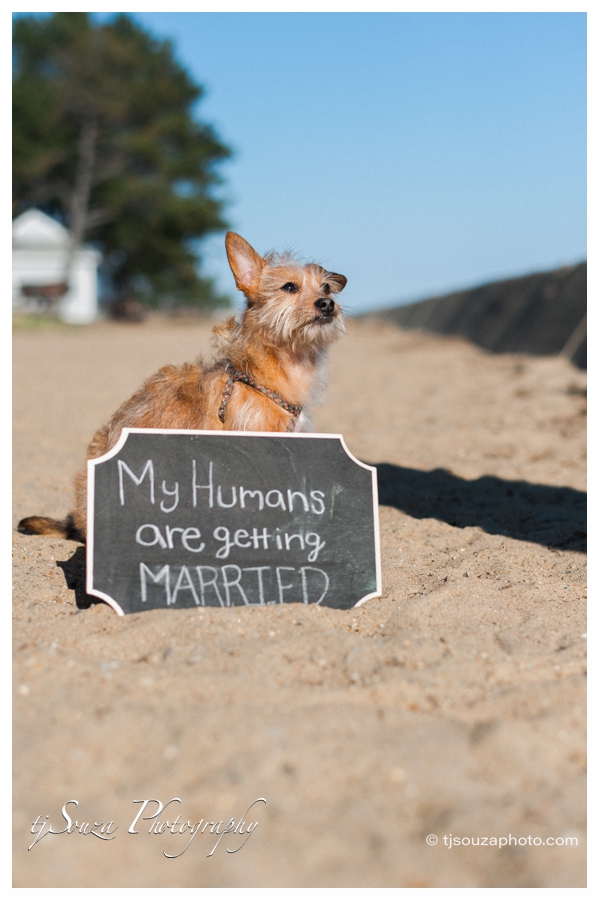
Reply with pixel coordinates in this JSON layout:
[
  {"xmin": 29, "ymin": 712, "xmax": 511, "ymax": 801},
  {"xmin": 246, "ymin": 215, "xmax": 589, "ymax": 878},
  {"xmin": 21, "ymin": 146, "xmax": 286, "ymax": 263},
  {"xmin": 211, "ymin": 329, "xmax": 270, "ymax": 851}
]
[{"xmin": 18, "ymin": 232, "xmax": 347, "ymax": 541}]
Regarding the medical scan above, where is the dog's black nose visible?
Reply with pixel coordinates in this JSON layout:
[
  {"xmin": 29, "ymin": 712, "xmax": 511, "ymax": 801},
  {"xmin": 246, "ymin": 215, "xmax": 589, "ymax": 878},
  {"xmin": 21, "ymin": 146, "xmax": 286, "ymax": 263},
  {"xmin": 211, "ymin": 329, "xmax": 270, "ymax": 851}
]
[{"xmin": 315, "ymin": 298, "xmax": 335, "ymax": 314}]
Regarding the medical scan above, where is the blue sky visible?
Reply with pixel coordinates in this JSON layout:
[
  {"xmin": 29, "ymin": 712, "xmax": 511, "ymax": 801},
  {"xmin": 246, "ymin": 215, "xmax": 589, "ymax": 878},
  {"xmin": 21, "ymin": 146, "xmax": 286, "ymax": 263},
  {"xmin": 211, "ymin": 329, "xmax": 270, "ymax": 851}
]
[{"xmin": 15, "ymin": 11, "xmax": 587, "ymax": 314}]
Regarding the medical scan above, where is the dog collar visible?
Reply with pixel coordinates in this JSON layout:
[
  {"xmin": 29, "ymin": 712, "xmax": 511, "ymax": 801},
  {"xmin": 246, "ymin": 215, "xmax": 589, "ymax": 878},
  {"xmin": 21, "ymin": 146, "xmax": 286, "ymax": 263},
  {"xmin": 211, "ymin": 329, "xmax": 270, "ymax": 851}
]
[{"xmin": 218, "ymin": 363, "xmax": 303, "ymax": 432}]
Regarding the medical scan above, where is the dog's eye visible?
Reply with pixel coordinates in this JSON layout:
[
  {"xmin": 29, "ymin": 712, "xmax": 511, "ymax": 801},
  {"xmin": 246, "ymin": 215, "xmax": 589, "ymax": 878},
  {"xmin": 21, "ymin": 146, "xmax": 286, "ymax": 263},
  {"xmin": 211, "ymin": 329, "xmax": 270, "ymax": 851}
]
[
  {"xmin": 322, "ymin": 283, "xmax": 331, "ymax": 295},
  {"xmin": 281, "ymin": 282, "xmax": 299, "ymax": 293}
]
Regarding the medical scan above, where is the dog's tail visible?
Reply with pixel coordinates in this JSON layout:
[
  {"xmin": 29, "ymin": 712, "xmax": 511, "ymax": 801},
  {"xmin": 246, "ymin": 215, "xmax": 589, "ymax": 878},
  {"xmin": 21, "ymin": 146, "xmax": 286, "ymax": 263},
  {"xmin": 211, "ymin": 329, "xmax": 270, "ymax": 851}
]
[{"xmin": 17, "ymin": 514, "xmax": 84, "ymax": 542}]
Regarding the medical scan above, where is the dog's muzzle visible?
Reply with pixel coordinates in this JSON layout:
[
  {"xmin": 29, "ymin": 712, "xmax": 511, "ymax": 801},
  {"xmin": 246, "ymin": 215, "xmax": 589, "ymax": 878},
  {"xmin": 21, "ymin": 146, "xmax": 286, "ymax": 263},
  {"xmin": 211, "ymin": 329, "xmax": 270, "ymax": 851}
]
[
  {"xmin": 314, "ymin": 298, "xmax": 336, "ymax": 315},
  {"xmin": 314, "ymin": 298, "xmax": 336, "ymax": 322}
]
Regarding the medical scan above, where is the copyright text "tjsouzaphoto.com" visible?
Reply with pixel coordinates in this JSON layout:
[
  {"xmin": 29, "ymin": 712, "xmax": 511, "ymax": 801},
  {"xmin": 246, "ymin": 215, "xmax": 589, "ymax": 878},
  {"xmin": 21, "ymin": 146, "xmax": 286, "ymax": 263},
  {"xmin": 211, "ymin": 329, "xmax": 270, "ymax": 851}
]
[{"xmin": 426, "ymin": 833, "xmax": 579, "ymax": 849}]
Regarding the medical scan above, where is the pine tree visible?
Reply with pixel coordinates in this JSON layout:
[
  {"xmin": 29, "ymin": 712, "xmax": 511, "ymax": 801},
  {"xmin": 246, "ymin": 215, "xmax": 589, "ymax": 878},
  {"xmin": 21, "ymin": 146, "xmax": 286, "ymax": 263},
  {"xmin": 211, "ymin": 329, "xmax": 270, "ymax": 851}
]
[{"xmin": 13, "ymin": 12, "xmax": 232, "ymax": 309}]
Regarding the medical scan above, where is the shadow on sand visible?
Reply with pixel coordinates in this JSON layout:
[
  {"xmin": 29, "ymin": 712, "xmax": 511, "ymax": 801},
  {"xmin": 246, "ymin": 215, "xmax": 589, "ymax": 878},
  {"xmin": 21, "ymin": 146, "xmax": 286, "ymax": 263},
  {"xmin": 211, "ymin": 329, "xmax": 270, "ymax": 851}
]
[
  {"xmin": 56, "ymin": 546, "xmax": 102, "ymax": 609},
  {"xmin": 374, "ymin": 463, "xmax": 586, "ymax": 552}
]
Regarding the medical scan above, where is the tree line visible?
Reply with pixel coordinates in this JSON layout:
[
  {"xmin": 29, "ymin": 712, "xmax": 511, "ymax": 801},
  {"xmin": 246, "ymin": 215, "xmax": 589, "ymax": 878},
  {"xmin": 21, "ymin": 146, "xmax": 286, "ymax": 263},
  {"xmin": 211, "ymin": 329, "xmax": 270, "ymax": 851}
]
[{"xmin": 13, "ymin": 12, "xmax": 232, "ymax": 311}]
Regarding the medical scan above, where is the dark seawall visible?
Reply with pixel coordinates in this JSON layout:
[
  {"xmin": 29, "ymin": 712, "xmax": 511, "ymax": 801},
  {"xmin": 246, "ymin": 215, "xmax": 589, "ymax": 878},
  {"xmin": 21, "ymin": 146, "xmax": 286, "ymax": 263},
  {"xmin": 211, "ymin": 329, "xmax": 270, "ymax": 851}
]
[{"xmin": 371, "ymin": 262, "xmax": 586, "ymax": 369}]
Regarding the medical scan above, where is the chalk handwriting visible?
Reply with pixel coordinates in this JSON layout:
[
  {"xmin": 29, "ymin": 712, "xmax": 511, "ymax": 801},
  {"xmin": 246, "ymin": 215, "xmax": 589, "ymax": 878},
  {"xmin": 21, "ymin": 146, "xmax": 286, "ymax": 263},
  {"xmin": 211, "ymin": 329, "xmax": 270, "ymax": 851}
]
[
  {"xmin": 134, "ymin": 523, "xmax": 325, "ymax": 562},
  {"xmin": 139, "ymin": 563, "xmax": 330, "ymax": 607}
]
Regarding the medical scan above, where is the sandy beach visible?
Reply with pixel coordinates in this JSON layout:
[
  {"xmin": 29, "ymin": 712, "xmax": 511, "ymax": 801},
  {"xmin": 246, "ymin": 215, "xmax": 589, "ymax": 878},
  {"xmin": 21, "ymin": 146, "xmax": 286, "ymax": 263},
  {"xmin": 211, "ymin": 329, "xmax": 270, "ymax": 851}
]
[{"xmin": 12, "ymin": 315, "xmax": 586, "ymax": 887}]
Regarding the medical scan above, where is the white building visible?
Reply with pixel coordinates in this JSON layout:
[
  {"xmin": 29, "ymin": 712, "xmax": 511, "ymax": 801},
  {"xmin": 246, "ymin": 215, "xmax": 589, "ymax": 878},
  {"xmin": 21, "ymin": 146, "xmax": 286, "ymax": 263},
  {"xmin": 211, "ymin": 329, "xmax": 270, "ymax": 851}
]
[{"xmin": 12, "ymin": 209, "xmax": 102, "ymax": 324}]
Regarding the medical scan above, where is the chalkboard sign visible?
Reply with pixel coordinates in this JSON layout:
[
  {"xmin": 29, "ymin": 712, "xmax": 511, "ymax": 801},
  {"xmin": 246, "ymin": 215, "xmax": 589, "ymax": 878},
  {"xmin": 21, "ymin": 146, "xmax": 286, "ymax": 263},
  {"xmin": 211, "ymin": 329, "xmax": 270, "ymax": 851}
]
[{"xmin": 87, "ymin": 430, "xmax": 381, "ymax": 615}]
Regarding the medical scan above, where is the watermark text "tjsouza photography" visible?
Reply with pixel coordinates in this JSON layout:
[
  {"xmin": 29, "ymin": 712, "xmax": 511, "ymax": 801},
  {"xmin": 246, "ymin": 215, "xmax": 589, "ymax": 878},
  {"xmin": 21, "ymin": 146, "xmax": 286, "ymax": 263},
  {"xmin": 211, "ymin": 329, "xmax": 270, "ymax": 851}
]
[{"xmin": 29, "ymin": 797, "xmax": 266, "ymax": 858}]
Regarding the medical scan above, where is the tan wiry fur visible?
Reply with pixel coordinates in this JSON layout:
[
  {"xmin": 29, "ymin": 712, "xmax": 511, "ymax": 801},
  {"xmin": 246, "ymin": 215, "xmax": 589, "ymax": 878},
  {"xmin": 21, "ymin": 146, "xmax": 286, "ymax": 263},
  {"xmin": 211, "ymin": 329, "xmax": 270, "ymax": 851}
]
[{"xmin": 18, "ymin": 232, "xmax": 347, "ymax": 541}]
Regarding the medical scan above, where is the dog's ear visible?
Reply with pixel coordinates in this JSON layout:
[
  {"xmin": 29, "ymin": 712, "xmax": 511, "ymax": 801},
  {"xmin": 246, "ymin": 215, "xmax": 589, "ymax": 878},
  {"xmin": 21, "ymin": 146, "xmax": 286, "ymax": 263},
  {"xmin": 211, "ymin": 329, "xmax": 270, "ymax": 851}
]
[
  {"xmin": 226, "ymin": 233, "xmax": 264, "ymax": 293},
  {"xmin": 328, "ymin": 272, "xmax": 347, "ymax": 292}
]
